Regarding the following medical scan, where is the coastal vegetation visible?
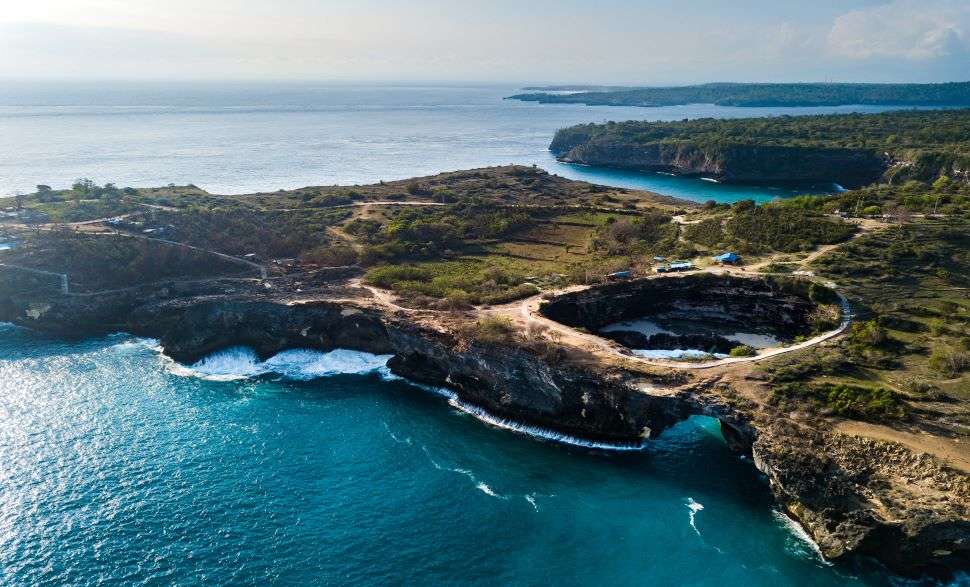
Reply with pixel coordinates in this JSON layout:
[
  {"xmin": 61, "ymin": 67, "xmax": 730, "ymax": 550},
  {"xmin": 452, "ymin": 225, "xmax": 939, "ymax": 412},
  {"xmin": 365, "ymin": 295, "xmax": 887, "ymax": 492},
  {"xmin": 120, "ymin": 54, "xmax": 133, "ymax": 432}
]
[
  {"xmin": 1, "ymin": 229, "xmax": 249, "ymax": 292},
  {"xmin": 509, "ymin": 81, "xmax": 970, "ymax": 108},
  {"xmin": 760, "ymin": 218, "xmax": 970, "ymax": 427},
  {"xmin": 550, "ymin": 109, "xmax": 970, "ymax": 186}
]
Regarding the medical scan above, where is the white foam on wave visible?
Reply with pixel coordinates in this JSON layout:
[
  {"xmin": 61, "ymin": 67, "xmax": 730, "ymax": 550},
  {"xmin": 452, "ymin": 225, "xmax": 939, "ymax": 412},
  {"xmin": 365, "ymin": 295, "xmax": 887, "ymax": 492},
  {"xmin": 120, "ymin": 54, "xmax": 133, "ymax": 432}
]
[
  {"xmin": 445, "ymin": 394, "xmax": 645, "ymax": 452},
  {"xmin": 686, "ymin": 497, "xmax": 704, "ymax": 535},
  {"xmin": 772, "ymin": 510, "xmax": 830, "ymax": 564},
  {"xmin": 383, "ymin": 421, "xmax": 413, "ymax": 446},
  {"xmin": 170, "ymin": 345, "xmax": 645, "ymax": 451},
  {"xmin": 475, "ymin": 483, "xmax": 507, "ymax": 499},
  {"xmin": 525, "ymin": 494, "xmax": 539, "ymax": 512},
  {"xmin": 422, "ymin": 445, "xmax": 507, "ymax": 499},
  {"xmin": 632, "ymin": 349, "xmax": 729, "ymax": 360},
  {"xmin": 172, "ymin": 346, "xmax": 394, "ymax": 382}
]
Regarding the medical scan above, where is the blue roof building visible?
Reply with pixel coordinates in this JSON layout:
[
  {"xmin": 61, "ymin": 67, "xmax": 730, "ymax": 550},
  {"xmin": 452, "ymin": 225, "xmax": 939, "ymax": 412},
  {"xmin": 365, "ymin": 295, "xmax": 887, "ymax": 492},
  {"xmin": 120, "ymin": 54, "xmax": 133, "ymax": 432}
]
[{"xmin": 713, "ymin": 252, "xmax": 738, "ymax": 264}]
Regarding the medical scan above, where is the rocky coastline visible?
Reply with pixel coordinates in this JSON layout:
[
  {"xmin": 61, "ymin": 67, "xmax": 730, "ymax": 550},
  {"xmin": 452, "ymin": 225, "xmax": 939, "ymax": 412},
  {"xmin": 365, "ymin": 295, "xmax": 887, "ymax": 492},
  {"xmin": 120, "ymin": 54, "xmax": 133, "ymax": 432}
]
[
  {"xmin": 1, "ymin": 280, "xmax": 967, "ymax": 580},
  {"xmin": 549, "ymin": 134, "xmax": 888, "ymax": 188}
]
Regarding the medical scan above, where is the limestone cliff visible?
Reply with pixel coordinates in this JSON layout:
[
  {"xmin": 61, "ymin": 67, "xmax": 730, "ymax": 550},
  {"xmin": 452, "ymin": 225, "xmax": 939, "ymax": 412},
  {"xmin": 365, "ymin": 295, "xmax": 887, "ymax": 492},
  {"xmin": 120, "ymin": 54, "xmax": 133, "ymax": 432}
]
[{"xmin": 550, "ymin": 131, "xmax": 888, "ymax": 188}]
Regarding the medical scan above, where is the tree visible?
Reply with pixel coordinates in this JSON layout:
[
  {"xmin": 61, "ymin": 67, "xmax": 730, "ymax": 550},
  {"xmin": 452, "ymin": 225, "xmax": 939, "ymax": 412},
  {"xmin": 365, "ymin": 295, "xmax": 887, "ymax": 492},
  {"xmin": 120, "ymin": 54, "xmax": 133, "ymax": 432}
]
[
  {"xmin": 36, "ymin": 185, "xmax": 53, "ymax": 203},
  {"xmin": 72, "ymin": 178, "xmax": 97, "ymax": 196},
  {"xmin": 14, "ymin": 191, "xmax": 24, "ymax": 210},
  {"xmin": 931, "ymin": 175, "xmax": 951, "ymax": 191}
]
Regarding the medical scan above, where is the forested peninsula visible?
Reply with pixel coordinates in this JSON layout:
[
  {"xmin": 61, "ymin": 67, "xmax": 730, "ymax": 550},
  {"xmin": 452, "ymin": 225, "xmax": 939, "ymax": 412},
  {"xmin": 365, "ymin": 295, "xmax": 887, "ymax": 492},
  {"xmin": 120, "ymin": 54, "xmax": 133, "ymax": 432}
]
[
  {"xmin": 509, "ymin": 81, "xmax": 970, "ymax": 108},
  {"xmin": 550, "ymin": 109, "xmax": 970, "ymax": 187}
]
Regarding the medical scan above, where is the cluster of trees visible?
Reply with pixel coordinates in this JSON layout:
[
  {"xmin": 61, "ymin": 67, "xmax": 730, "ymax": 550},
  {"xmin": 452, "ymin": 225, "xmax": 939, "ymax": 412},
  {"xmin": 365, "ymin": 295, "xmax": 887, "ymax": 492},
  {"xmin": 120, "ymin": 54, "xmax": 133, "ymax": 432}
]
[
  {"xmin": 364, "ymin": 260, "xmax": 537, "ymax": 307},
  {"xmin": 779, "ymin": 176, "xmax": 970, "ymax": 217},
  {"xmin": 7, "ymin": 230, "xmax": 247, "ymax": 291},
  {"xmin": 680, "ymin": 200, "xmax": 855, "ymax": 253},
  {"xmin": 512, "ymin": 82, "xmax": 970, "ymax": 108},
  {"xmin": 551, "ymin": 109, "xmax": 970, "ymax": 183},
  {"xmin": 32, "ymin": 179, "xmax": 137, "ymax": 203},
  {"xmin": 593, "ymin": 212, "xmax": 678, "ymax": 256},
  {"xmin": 554, "ymin": 109, "xmax": 970, "ymax": 152},
  {"xmin": 153, "ymin": 208, "xmax": 349, "ymax": 259},
  {"xmin": 350, "ymin": 204, "xmax": 533, "ymax": 264},
  {"xmin": 771, "ymin": 382, "xmax": 908, "ymax": 421}
]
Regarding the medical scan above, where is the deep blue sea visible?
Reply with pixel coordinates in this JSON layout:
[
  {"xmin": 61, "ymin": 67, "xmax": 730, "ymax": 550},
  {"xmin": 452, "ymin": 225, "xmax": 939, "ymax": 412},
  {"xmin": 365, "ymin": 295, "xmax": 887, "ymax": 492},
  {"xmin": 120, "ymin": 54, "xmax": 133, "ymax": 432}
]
[
  {"xmin": 0, "ymin": 82, "xmax": 910, "ymax": 203},
  {"xmin": 0, "ymin": 325, "xmax": 948, "ymax": 586}
]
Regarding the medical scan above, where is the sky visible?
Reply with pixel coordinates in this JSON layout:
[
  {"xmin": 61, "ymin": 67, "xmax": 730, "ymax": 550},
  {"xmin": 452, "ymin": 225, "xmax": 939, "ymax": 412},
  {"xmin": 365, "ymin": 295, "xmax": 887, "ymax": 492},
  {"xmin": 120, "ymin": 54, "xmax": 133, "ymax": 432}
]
[{"xmin": 0, "ymin": 0, "xmax": 968, "ymax": 83}]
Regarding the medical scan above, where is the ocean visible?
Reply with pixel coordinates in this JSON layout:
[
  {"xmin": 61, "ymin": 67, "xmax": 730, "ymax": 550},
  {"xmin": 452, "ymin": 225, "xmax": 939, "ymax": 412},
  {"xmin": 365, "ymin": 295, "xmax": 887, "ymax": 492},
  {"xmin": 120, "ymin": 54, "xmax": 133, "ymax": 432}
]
[
  {"xmin": 0, "ymin": 325, "xmax": 908, "ymax": 585},
  {"xmin": 0, "ymin": 82, "xmax": 907, "ymax": 203}
]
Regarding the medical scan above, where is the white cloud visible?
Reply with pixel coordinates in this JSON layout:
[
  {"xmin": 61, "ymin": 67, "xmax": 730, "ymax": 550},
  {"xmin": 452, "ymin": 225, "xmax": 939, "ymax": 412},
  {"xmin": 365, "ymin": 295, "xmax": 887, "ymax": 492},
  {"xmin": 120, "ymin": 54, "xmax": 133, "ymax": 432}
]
[{"xmin": 827, "ymin": 0, "xmax": 970, "ymax": 60}]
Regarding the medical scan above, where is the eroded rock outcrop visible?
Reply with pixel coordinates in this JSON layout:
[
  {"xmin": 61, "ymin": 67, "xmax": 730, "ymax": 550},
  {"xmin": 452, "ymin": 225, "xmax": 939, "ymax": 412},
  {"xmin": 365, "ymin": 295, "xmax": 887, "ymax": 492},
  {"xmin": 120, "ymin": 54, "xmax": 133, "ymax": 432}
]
[{"xmin": 754, "ymin": 419, "xmax": 970, "ymax": 577}]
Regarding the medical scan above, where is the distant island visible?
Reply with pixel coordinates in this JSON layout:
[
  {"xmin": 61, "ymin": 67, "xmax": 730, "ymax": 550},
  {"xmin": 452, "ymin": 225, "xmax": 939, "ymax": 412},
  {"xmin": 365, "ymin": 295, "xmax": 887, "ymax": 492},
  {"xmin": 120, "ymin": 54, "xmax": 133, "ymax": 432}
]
[
  {"xmin": 550, "ymin": 108, "xmax": 970, "ymax": 187},
  {"xmin": 508, "ymin": 81, "xmax": 970, "ymax": 108}
]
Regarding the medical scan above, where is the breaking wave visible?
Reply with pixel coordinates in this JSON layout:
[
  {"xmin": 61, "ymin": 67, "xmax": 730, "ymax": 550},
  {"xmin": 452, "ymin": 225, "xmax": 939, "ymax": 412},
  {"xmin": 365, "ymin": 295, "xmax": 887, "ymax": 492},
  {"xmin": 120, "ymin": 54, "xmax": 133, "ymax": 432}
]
[
  {"xmin": 686, "ymin": 497, "xmax": 704, "ymax": 536},
  {"xmin": 773, "ymin": 510, "xmax": 829, "ymax": 564},
  {"xmin": 172, "ymin": 346, "xmax": 394, "ymax": 382},
  {"xmin": 168, "ymin": 345, "xmax": 645, "ymax": 451},
  {"xmin": 445, "ymin": 393, "xmax": 645, "ymax": 452}
]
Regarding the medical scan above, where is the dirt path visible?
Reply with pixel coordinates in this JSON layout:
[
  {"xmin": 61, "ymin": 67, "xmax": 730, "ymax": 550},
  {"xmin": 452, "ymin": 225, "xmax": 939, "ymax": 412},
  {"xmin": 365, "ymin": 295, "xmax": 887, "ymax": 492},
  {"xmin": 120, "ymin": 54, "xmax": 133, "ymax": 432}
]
[{"xmin": 481, "ymin": 273, "xmax": 851, "ymax": 370}]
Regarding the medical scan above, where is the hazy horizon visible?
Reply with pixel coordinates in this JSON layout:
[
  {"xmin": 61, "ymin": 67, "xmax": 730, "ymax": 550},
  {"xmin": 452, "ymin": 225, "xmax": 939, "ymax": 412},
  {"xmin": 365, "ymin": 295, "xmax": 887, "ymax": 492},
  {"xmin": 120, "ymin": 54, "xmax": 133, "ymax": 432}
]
[{"xmin": 2, "ymin": 0, "xmax": 968, "ymax": 84}]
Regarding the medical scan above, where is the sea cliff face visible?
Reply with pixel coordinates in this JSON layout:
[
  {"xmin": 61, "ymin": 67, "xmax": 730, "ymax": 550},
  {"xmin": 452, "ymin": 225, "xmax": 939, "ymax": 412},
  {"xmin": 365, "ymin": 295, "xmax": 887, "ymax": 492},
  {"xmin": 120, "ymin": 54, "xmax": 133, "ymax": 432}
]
[
  {"xmin": 550, "ymin": 130, "xmax": 887, "ymax": 188},
  {"xmin": 126, "ymin": 298, "xmax": 692, "ymax": 444},
  {"xmin": 1, "ymin": 288, "xmax": 966, "ymax": 578}
]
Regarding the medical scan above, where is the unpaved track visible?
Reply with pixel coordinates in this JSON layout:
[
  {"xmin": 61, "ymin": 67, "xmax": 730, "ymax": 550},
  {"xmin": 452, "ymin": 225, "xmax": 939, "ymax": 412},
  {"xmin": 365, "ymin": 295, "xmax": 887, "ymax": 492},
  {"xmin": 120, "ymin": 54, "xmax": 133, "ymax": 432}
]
[{"xmin": 483, "ymin": 270, "xmax": 852, "ymax": 370}]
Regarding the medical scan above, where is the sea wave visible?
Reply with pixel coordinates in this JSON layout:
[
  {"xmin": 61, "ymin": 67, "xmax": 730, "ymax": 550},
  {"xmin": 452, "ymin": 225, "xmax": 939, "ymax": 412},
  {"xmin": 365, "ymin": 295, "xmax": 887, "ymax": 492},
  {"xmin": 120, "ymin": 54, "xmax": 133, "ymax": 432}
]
[
  {"xmin": 772, "ymin": 510, "xmax": 829, "ymax": 564},
  {"xmin": 169, "ymin": 345, "xmax": 645, "ymax": 451},
  {"xmin": 171, "ymin": 346, "xmax": 394, "ymax": 382},
  {"xmin": 686, "ymin": 497, "xmax": 704, "ymax": 536},
  {"xmin": 446, "ymin": 394, "xmax": 645, "ymax": 451}
]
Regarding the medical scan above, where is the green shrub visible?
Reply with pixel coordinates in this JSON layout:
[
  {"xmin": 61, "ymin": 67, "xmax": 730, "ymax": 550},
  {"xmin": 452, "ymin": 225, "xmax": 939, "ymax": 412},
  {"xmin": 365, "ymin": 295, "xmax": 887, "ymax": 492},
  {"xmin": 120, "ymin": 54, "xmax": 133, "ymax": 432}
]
[
  {"xmin": 300, "ymin": 245, "xmax": 358, "ymax": 267},
  {"xmin": 729, "ymin": 345, "xmax": 757, "ymax": 357},
  {"xmin": 466, "ymin": 317, "xmax": 517, "ymax": 346},
  {"xmin": 481, "ymin": 283, "xmax": 540, "ymax": 305},
  {"xmin": 773, "ymin": 382, "xmax": 908, "ymax": 421},
  {"xmin": 928, "ymin": 347, "xmax": 969, "ymax": 378}
]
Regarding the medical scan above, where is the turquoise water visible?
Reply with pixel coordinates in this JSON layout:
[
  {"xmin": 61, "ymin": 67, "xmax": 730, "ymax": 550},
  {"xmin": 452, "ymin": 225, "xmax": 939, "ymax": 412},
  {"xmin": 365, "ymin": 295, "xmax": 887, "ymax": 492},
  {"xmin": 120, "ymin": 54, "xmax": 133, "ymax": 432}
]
[
  {"xmin": 0, "ymin": 324, "xmax": 922, "ymax": 585},
  {"xmin": 0, "ymin": 82, "xmax": 902, "ymax": 203}
]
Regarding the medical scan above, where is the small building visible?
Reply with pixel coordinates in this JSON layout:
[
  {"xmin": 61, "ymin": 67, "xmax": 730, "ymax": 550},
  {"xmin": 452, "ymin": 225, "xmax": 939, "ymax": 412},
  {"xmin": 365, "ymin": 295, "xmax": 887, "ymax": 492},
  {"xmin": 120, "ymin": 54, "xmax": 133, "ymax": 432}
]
[
  {"xmin": 653, "ymin": 256, "xmax": 666, "ymax": 262},
  {"xmin": 713, "ymin": 252, "xmax": 738, "ymax": 265}
]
